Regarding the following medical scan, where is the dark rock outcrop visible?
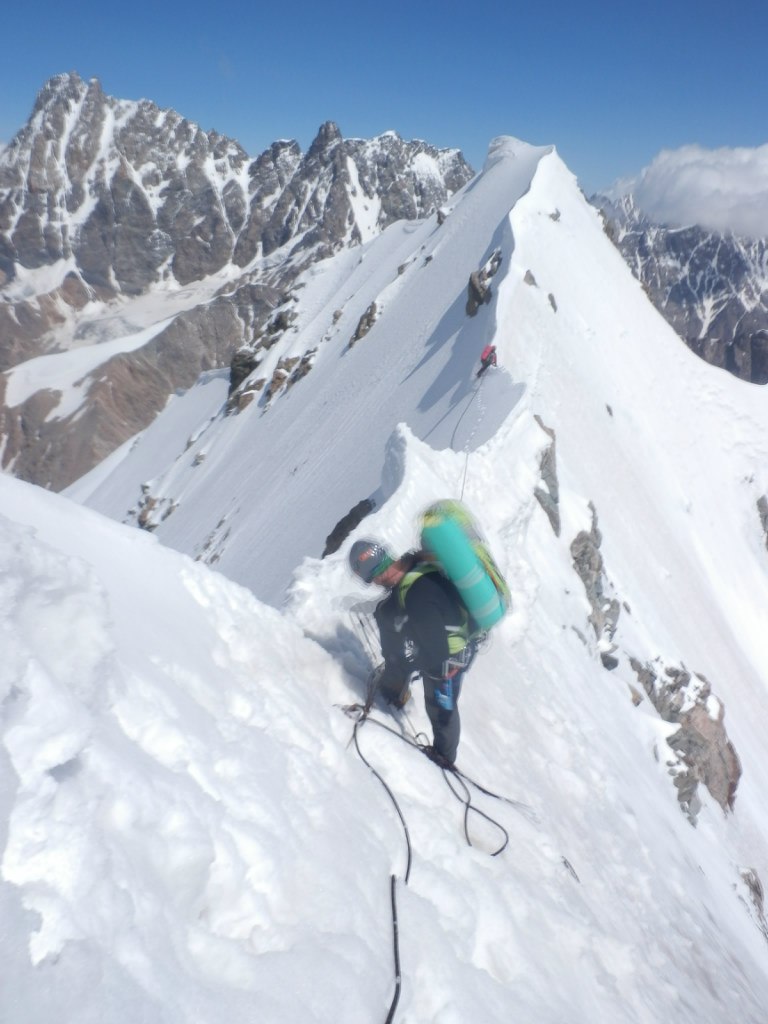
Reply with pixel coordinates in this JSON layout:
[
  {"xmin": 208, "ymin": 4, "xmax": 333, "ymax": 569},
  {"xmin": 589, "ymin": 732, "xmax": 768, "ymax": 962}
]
[
  {"xmin": 323, "ymin": 498, "xmax": 375, "ymax": 557},
  {"xmin": 466, "ymin": 248, "xmax": 503, "ymax": 316},
  {"xmin": 738, "ymin": 868, "xmax": 768, "ymax": 944},
  {"xmin": 570, "ymin": 504, "xmax": 620, "ymax": 667},
  {"xmin": 630, "ymin": 657, "xmax": 741, "ymax": 820},
  {"xmin": 758, "ymin": 495, "xmax": 768, "ymax": 552},
  {"xmin": 229, "ymin": 348, "xmax": 261, "ymax": 396},
  {"xmin": 533, "ymin": 415, "xmax": 560, "ymax": 536},
  {"xmin": 349, "ymin": 302, "xmax": 378, "ymax": 347}
]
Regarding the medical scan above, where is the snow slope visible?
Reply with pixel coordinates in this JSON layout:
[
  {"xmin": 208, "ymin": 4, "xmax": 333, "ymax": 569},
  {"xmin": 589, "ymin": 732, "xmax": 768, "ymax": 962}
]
[
  {"xmin": 4, "ymin": 136, "xmax": 768, "ymax": 1022},
  {"xmin": 68, "ymin": 139, "xmax": 546, "ymax": 602}
]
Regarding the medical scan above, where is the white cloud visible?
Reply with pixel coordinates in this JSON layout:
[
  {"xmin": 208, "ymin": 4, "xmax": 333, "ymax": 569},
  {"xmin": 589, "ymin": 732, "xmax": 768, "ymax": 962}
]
[{"xmin": 614, "ymin": 143, "xmax": 768, "ymax": 238}]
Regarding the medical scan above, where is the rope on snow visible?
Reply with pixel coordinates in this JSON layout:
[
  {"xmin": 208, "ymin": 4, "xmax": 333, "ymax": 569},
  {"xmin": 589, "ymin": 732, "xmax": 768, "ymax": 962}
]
[
  {"xmin": 342, "ymin": 665, "xmax": 535, "ymax": 1022},
  {"xmin": 450, "ymin": 372, "xmax": 486, "ymax": 501}
]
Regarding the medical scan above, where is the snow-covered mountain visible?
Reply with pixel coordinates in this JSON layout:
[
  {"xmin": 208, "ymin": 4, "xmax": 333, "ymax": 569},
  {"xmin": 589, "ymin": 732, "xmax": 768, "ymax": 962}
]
[
  {"xmin": 3, "ymin": 135, "xmax": 768, "ymax": 1022},
  {"xmin": 595, "ymin": 193, "xmax": 768, "ymax": 384},
  {"xmin": 0, "ymin": 73, "xmax": 472, "ymax": 489}
]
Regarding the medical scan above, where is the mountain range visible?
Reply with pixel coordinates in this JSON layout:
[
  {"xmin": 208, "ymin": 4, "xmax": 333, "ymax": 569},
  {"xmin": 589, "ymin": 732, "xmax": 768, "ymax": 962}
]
[
  {"xmin": 4, "ymin": 75, "xmax": 768, "ymax": 500},
  {"xmin": 0, "ymin": 72, "xmax": 472, "ymax": 489},
  {"xmin": 595, "ymin": 193, "xmax": 768, "ymax": 385}
]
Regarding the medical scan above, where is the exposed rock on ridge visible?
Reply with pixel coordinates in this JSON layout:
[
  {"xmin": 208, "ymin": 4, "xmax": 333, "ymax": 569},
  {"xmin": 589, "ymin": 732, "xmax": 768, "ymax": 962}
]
[
  {"xmin": 570, "ymin": 504, "xmax": 620, "ymax": 667},
  {"xmin": 629, "ymin": 658, "xmax": 741, "ymax": 821},
  {"xmin": 565, "ymin": 496, "xmax": 741, "ymax": 821},
  {"xmin": 533, "ymin": 415, "xmax": 560, "ymax": 536},
  {"xmin": 466, "ymin": 247, "xmax": 503, "ymax": 316},
  {"xmin": 758, "ymin": 495, "xmax": 768, "ymax": 552}
]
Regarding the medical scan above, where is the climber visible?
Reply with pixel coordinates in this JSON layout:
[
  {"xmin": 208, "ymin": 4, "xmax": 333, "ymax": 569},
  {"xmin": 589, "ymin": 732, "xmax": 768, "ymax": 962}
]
[
  {"xmin": 476, "ymin": 343, "xmax": 497, "ymax": 377},
  {"xmin": 349, "ymin": 539, "xmax": 478, "ymax": 769}
]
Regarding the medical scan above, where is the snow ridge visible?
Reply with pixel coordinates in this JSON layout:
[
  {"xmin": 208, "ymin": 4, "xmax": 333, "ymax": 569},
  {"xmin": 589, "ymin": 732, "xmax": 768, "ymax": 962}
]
[{"xmin": 2, "ymin": 134, "xmax": 768, "ymax": 1023}]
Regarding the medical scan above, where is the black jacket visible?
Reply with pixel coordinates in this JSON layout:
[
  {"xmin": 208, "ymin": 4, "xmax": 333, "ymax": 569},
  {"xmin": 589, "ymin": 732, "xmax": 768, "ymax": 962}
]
[{"xmin": 375, "ymin": 567, "xmax": 467, "ymax": 683}]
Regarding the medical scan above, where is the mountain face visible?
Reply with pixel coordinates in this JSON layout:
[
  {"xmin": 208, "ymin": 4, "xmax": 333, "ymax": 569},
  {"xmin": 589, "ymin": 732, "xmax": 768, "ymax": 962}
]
[
  {"xmin": 0, "ymin": 72, "xmax": 473, "ymax": 489},
  {"xmin": 595, "ymin": 194, "xmax": 768, "ymax": 384}
]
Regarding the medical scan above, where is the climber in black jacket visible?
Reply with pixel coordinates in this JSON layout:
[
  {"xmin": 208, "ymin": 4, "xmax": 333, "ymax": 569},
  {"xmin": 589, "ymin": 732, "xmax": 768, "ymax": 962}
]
[{"xmin": 349, "ymin": 539, "xmax": 477, "ymax": 768}]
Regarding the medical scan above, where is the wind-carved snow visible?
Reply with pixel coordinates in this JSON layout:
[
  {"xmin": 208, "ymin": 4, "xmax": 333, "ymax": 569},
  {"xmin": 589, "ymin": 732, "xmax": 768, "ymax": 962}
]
[{"xmin": 74, "ymin": 139, "xmax": 543, "ymax": 597}]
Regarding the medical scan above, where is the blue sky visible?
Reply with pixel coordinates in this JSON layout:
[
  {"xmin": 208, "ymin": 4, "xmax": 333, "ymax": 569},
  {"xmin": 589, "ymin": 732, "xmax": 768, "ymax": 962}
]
[{"xmin": 2, "ymin": 0, "xmax": 766, "ymax": 194}]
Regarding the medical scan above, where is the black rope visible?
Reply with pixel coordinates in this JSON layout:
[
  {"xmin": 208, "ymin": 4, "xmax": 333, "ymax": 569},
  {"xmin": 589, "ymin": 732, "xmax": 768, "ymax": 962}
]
[
  {"xmin": 405, "ymin": 729, "xmax": 514, "ymax": 855},
  {"xmin": 450, "ymin": 375, "xmax": 485, "ymax": 501},
  {"xmin": 349, "ymin": 709, "xmax": 530, "ymax": 856},
  {"xmin": 354, "ymin": 611, "xmax": 382, "ymax": 667},
  {"xmin": 343, "ymin": 702, "xmax": 540, "ymax": 850},
  {"xmin": 347, "ymin": 700, "xmax": 410, "ymax": 1024},
  {"xmin": 441, "ymin": 768, "xmax": 510, "ymax": 856},
  {"xmin": 383, "ymin": 875, "xmax": 401, "ymax": 1024},
  {"xmin": 453, "ymin": 766, "xmax": 539, "ymax": 824},
  {"xmin": 450, "ymin": 766, "xmax": 581, "ymax": 881},
  {"xmin": 351, "ymin": 713, "xmax": 413, "ymax": 883},
  {"xmin": 342, "ymin": 644, "xmax": 543, "ymax": 1023}
]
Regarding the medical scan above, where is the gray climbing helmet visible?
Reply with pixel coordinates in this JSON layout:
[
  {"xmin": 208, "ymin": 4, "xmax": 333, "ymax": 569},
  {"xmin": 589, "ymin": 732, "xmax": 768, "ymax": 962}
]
[{"xmin": 349, "ymin": 539, "xmax": 394, "ymax": 583}]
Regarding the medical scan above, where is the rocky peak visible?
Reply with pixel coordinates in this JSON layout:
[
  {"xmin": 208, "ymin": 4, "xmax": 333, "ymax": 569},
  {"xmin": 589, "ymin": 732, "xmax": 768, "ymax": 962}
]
[
  {"xmin": 1, "ymin": 76, "xmax": 473, "ymax": 297},
  {"xmin": 30, "ymin": 70, "xmax": 91, "ymax": 113},
  {"xmin": 0, "ymin": 73, "xmax": 254, "ymax": 290},
  {"xmin": 5, "ymin": 73, "xmax": 107, "ymax": 191},
  {"xmin": 348, "ymin": 130, "xmax": 470, "ymax": 225},
  {"xmin": 307, "ymin": 120, "xmax": 343, "ymax": 159},
  {"xmin": 0, "ymin": 75, "xmax": 474, "ymax": 490}
]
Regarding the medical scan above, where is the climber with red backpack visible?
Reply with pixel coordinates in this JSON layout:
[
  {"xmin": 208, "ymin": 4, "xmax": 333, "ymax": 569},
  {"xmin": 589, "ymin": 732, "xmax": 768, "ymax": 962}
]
[{"xmin": 476, "ymin": 343, "xmax": 497, "ymax": 376}]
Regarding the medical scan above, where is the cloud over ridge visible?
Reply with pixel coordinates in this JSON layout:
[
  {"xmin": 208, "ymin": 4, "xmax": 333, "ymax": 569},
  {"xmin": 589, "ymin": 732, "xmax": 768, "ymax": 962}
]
[{"xmin": 614, "ymin": 143, "xmax": 768, "ymax": 238}]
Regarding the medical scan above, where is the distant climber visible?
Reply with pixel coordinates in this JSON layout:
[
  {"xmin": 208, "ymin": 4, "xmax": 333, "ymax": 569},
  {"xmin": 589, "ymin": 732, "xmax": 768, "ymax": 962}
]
[
  {"xmin": 476, "ymin": 343, "xmax": 497, "ymax": 377},
  {"xmin": 349, "ymin": 540, "xmax": 479, "ymax": 769}
]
